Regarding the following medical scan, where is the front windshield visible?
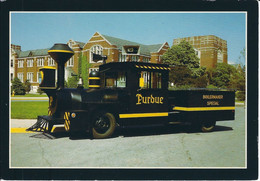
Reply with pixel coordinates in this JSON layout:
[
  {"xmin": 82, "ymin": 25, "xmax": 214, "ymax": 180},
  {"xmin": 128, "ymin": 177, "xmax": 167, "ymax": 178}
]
[{"xmin": 105, "ymin": 71, "xmax": 126, "ymax": 88}]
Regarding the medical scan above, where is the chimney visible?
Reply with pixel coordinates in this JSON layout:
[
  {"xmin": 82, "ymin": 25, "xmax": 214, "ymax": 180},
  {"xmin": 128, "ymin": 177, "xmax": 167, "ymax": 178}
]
[{"xmin": 48, "ymin": 43, "xmax": 74, "ymax": 90}]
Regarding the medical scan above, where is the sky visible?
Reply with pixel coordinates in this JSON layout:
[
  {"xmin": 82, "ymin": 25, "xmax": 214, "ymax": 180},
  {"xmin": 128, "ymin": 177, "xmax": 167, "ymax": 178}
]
[{"xmin": 11, "ymin": 12, "xmax": 246, "ymax": 65}]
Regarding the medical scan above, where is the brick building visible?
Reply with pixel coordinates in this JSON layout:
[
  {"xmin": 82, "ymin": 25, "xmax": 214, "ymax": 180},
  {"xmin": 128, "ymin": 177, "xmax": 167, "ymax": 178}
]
[
  {"xmin": 173, "ymin": 35, "xmax": 228, "ymax": 69},
  {"xmin": 12, "ymin": 32, "xmax": 169, "ymax": 93}
]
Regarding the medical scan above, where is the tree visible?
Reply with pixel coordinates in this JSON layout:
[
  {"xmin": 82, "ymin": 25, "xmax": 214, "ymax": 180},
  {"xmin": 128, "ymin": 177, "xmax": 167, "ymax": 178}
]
[
  {"xmin": 11, "ymin": 77, "xmax": 26, "ymax": 95},
  {"xmin": 24, "ymin": 80, "xmax": 31, "ymax": 93},
  {"xmin": 162, "ymin": 40, "xmax": 206, "ymax": 87},
  {"xmin": 81, "ymin": 54, "xmax": 91, "ymax": 88},
  {"xmin": 169, "ymin": 66, "xmax": 193, "ymax": 86},
  {"xmin": 67, "ymin": 76, "xmax": 79, "ymax": 88},
  {"xmin": 209, "ymin": 63, "xmax": 236, "ymax": 88},
  {"xmin": 237, "ymin": 47, "xmax": 245, "ymax": 66}
]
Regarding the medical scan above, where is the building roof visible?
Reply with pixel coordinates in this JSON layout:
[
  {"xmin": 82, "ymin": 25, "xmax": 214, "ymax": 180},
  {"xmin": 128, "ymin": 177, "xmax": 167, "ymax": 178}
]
[
  {"xmin": 18, "ymin": 48, "xmax": 50, "ymax": 58},
  {"xmin": 75, "ymin": 41, "xmax": 85, "ymax": 49},
  {"xmin": 102, "ymin": 34, "xmax": 164, "ymax": 56}
]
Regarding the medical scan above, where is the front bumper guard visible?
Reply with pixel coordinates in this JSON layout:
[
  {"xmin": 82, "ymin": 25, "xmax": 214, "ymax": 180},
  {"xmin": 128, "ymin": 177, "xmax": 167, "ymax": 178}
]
[{"xmin": 26, "ymin": 115, "xmax": 57, "ymax": 133}]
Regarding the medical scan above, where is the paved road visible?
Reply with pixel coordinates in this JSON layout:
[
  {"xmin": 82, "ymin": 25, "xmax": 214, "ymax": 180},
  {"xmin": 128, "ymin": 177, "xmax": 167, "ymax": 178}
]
[{"xmin": 10, "ymin": 106, "xmax": 245, "ymax": 168}]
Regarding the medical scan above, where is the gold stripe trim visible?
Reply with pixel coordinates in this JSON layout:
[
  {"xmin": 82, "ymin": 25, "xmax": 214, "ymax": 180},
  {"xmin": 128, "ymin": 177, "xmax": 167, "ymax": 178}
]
[
  {"xmin": 89, "ymin": 85, "xmax": 100, "ymax": 88},
  {"xmin": 119, "ymin": 112, "xmax": 168, "ymax": 118},
  {"xmin": 48, "ymin": 50, "xmax": 74, "ymax": 54},
  {"xmin": 89, "ymin": 77, "xmax": 100, "ymax": 80},
  {"xmin": 173, "ymin": 106, "xmax": 235, "ymax": 111},
  {"xmin": 40, "ymin": 66, "xmax": 56, "ymax": 69}
]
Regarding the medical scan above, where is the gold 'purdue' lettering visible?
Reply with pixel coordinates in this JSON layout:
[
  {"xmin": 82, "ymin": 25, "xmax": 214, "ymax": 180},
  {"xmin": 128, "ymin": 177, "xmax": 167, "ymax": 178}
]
[
  {"xmin": 203, "ymin": 95, "xmax": 223, "ymax": 99},
  {"xmin": 136, "ymin": 94, "xmax": 164, "ymax": 105}
]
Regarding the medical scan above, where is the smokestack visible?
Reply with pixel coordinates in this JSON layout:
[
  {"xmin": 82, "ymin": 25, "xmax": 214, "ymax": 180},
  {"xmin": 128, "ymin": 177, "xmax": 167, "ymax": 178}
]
[{"xmin": 48, "ymin": 44, "xmax": 74, "ymax": 90}]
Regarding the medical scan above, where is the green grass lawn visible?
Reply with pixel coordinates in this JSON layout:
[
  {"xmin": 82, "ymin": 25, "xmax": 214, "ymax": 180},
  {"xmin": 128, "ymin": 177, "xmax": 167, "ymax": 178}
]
[
  {"xmin": 13, "ymin": 93, "xmax": 47, "ymax": 97},
  {"xmin": 11, "ymin": 101, "xmax": 49, "ymax": 119},
  {"xmin": 235, "ymin": 101, "xmax": 245, "ymax": 104}
]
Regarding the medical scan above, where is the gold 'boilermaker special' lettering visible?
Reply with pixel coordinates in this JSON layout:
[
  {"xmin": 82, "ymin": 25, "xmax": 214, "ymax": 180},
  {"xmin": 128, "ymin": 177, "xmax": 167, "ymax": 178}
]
[
  {"xmin": 203, "ymin": 95, "xmax": 223, "ymax": 99},
  {"xmin": 136, "ymin": 94, "xmax": 164, "ymax": 105}
]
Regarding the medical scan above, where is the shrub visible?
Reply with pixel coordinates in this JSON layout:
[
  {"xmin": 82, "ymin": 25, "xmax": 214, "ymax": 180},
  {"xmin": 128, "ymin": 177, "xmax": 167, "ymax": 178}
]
[
  {"xmin": 206, "ymin": 84, "xmax": 218, "ymax": 89},
  {"xmin": 236, "ymin": 91, "xmax": 245, "ymax": 101},
  {"xmin": 24, "ymin": 80, "xmax": 31, "ymax": 93},
  {"xmin": 67, "ymin": 76, "xmax": 79, "ymax": 88},
  {"xmin": 11, "ymin": 77, "xmax": 26, "ymax": 95},
  {"xmin": 37, "ymin": 87, "xmax": 44, "ymax": 95}
]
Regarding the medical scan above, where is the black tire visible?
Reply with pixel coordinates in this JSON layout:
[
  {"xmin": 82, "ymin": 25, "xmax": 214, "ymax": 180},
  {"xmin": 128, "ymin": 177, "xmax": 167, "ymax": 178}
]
[
  {"xmin": 92, "ymin": 112, "xmax": 116, "ymax": 139},
  {"xmin": 201, "ymin": 121, "xmax": 216, "ymax": 132}
]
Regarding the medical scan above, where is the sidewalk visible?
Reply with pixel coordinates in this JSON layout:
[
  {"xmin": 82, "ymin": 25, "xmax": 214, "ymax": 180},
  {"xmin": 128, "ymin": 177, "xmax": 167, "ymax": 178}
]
[
  {"xmin": 11, "ymin": 97, "xmax": 48, "ymax": 100},
  {"xmin": 10, "ymin": 119, "xmax": 64, "ymax": 133},
  {"xmin": 11, "ymin": 119, "xmax": 37, "ymax": 128}
]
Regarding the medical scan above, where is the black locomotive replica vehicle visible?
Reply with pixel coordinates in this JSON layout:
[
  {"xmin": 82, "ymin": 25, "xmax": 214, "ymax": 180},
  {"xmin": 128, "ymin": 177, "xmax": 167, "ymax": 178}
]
[{"xmin": 27, "ymin": 43, "xmax": 235, "ymax": 139}]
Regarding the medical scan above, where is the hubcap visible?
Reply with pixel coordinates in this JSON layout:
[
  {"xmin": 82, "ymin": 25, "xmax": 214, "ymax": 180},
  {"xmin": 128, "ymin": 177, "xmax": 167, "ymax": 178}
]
[{"xmin": 94, "ymin": 115, "xmax": 110, "ymax": 134}]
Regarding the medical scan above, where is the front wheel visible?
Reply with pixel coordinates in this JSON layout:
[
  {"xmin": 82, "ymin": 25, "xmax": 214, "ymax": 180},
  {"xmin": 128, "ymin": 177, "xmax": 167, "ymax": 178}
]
[
  {"xmin": 201, "ymin": 121, "xmax": 216, "ymax": 132},
  {"xmin": 92, "ymin": 112, "xmax": 116, "ymax": 139}
]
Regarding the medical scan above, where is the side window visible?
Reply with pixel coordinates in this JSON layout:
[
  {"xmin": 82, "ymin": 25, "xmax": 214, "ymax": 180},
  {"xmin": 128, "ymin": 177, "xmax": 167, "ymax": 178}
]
[
  {"xmin": 140, "ymin": 71, "xmax": 150, "ymax": 89},
  {"xmin": 105, "ymin": 72, "xmax": 126, "ymax": 88},
  {"xmin": 139, "ymin": 71, "xmax": 162, "ymax": 89},
  {"xmin": 151, "ymin": 72, "xmax": 162, "ymax": 89},
  {"xmin": 116, "ymin": 72, "xmax": 126, "ymax": 88}
]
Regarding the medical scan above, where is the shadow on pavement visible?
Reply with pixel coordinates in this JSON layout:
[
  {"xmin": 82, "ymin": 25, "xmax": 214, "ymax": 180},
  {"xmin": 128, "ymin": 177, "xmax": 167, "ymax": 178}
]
[
  {"xmin": 214, "ymin": 125, "xmax": 233, "ymax": 132},
  {"xmin": 28, "ymin": 124, "xmax": 233, "ymax": 140}
]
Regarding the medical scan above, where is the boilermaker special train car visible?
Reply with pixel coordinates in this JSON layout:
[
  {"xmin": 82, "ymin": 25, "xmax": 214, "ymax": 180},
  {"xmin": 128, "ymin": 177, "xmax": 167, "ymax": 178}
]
[{"xmin": 27, "ymin": 44, "xmax": 235, "ymax": 139}]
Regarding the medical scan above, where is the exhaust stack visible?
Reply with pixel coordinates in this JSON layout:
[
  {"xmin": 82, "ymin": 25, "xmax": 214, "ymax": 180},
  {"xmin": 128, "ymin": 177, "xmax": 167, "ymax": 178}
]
[{"xmin": 48, "ymin": 44, "xmax": 74, "ymax": 90}]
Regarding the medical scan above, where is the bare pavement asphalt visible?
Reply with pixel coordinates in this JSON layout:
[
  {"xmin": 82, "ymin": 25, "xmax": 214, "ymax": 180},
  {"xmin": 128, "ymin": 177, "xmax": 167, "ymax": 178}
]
[{"xmin": 10, "ymin": 105, "xmax": 246, "ymax": 168}]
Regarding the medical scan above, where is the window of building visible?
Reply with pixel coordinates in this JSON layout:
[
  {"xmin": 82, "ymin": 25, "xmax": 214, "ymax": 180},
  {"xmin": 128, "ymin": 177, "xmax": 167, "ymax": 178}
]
[
  {"xmin": 139, "ymin": 71, "xmax": 162, "ymax": 89},
  {"xmin": 90, "ymin": 45, "xmax": 103, "ymax": 63},
  {"xmin": 18, "ymin": 73, "xmax": 23, "ymax": 82},
  {"xmin": 37, "ymin": 72, "xmax": 42, "ymax": 83},
  {"xmin": 48, "ymin": 57, "xmax": 55, "ymax": 66},
  {"xmin": 119, "ymin": 53, "xmax": 126, "ymax": 62},
  {"xmin": 131, "ymin": 55, "xmax": 139, "ymax": 62},
  {"xmin": 217, "ymin": 49, "xmax": 223, "ymax": 63},
  {"xmin": 67, "ymin": 56, "xmax": 74, "ymax": 67},
  {"xmin": 11, "ymin": 59, "xmax": 13, "ymax": 67},
  {"xmin": 18, "ymin": 60, "xmax": 24, "ymax": 68},
  {"xmin": 37, "ymin": 58, "xmax": 44, "ymax": 67},
  {"xmin": 27, "ymin": 72, "xmax": 33, "ymax": 82},
  {"xmin": 11, "ymin": 73, "xmax": 13, "ymax": 81},
  {"xmin": 143, "ymin": 57, "xmax": 150, "ymax": 63},
  {"xmin": 27, "ymin": 59, "xmax": 34, "ymax": 67}
]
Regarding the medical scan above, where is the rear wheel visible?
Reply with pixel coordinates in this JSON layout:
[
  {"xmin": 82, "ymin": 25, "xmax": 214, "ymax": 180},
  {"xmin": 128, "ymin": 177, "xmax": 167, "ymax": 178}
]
[
  {"xmin": 92, "ymin": 112, "xmax": 116, "ymax": 139},
  {"xmin": 201, "ymin": 121, "xmax": 216, "ymax": 132}
]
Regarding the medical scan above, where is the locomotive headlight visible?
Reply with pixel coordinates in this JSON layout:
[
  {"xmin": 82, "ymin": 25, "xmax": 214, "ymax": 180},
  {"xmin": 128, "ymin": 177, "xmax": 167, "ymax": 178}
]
[{"xmin": 71, "ymin": 112, "xmax": 76, "ymax": 118}]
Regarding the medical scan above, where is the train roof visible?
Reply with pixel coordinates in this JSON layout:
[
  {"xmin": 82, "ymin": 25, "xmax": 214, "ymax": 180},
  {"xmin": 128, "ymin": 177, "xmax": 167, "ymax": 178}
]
[{"xmin": 99, "ymin": 62, "xmax": 170, "ymax": 72}]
